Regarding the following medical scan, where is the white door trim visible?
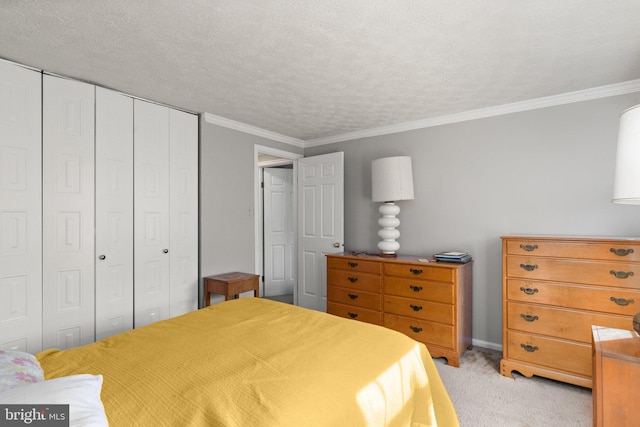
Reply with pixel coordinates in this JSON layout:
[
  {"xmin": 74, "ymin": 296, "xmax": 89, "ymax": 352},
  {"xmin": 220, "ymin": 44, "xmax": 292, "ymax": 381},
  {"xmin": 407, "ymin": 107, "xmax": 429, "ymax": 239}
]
[{"xmin": 253, "ymin": 145, "xmax": 303, "ymax": 299}]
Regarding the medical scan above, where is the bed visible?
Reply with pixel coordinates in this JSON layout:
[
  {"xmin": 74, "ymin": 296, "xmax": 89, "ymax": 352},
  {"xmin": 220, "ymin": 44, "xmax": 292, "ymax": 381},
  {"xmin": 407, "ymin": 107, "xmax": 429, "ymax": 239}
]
[{"xmin": 30, "ymin": 298, "xmax": 457, "ymax": 426}]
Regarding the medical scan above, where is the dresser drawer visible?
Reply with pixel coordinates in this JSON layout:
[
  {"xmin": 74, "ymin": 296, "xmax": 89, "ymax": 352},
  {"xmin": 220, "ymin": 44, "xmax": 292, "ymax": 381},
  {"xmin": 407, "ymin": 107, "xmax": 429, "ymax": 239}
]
[
  {"xmin": 383, "ymin": 263, "xmax": 453, "ymax": 282},
  {"xmin": 507, "ymin": 302, "xmax": 632, "ymax": 343},
  {"xmin": 384, "ymin": 313, "xmax": 454, "ymax": 349},
  {"xmin": 327, "ymin": 302, "xmax": 382, "ymax": 325},
  {"xmin": 327, "ymin": 286, "xmax": 381, "ymax": 310},
  {"xmin": 327, "ymin": 269, "xmax": 381, "ymax": 293},
  {"xmin": 506, "ymin": 239, "xmax": 640, "ymax": 262},
  {"xmin": 384, "ymin": 295, "xmax": 454, "ymax": 324},
  {"xmin": 506, "ymin": 330, "xmax": 592, "ymax": 377},
  {"xmin": 327, "ymin": 257, "xmax": 381, "ymax": 274},
  {"xmin": 383, "ymin": 277, "xmax": 453, "ymax": 303},
  {"xmin": 507, "ymin": 279, "xmax": 640, "ymax": 316},
  {"xmin": 506, "ymin": 256, "xmax": 640, "ymax": 289}
]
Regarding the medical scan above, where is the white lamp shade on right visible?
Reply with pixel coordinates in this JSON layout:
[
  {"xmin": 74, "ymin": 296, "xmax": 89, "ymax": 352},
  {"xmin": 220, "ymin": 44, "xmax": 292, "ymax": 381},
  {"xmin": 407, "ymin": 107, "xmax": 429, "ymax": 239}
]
[
  {"xmin": 613, "ymin": 105, "xmax": 640, "ymax": 204},
  {"xmin": 371, "ymin": 156, "xmax": 415, "ymax": 202}
]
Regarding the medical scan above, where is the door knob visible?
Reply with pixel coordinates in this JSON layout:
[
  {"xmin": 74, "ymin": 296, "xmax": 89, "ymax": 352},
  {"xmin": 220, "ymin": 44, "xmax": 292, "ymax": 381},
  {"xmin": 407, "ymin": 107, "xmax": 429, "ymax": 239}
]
[
  {"xmin": 333, "ymin": 242, "xmax": 341, "ymax": 248},
  {"xmin": 163, "ymin": 249, "xmax": 169, "ymax": 254},
  {"xmin": 98, "ymin": 255, "xmax": 106, "ymax": 260}
]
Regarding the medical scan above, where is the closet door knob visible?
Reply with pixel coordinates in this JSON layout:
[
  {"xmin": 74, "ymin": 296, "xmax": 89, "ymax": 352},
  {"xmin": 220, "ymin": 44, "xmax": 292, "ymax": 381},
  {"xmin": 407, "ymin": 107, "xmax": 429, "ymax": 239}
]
[
  {"xmin": 98, "ymin": 255, "xmax": 106, "ymax": 260},
  {"xmin": 163, "ymin": 249, "xmax": 169, "ymax": 254}
]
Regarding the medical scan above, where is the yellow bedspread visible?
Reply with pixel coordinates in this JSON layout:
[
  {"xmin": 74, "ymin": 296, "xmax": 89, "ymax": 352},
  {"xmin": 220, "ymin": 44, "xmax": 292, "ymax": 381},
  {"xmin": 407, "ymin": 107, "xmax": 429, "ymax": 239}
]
[{"xmin": 37, "ymin": 298, "xmax": 458, "ymax": 426}]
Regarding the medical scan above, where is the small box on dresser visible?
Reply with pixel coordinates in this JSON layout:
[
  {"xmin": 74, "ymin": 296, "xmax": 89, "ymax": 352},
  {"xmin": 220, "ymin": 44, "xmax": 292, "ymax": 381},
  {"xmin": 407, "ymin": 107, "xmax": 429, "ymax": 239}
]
[
  {"xmin": 501, "ymin": 236, "xmax": 640, "ymax": 388},
  {"xmin": 326, "ymin": 253, "xmax": 472, "ymax": 367}
]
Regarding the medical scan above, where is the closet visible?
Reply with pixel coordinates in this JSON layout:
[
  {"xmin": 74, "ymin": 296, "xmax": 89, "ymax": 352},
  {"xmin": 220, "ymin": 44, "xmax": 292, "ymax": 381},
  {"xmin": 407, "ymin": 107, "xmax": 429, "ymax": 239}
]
[
  {"xmin": 133, "ymin": 101, "xmax": 198, "ymax": 328},
  {"xmin": 0, "ymin": 60, "xmax": 198, "ymax": 353}
]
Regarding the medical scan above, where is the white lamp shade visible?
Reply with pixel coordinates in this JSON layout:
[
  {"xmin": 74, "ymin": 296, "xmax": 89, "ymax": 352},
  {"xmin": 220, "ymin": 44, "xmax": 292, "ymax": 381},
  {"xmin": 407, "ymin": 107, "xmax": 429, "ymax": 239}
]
[
  {"xmin": 371, "ymin": 156, "xmax": 415, "ymax": 202},
  {"xmin": 613, "ymin": 105, "xmax": 640, "ymax": 204}
]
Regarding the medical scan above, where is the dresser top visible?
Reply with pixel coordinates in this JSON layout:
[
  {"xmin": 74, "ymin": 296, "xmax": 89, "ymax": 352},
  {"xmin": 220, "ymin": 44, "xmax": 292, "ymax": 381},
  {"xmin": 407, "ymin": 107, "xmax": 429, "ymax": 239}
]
[
  {"xmin": 501, "ymin": 235, "xmax": 640, "ymax": 242},
  {"xmin": 326, "ymin": 252, "xmax": 472, "ymax": 267},
  {"xmin": 592, "ymin": 326, "xmax": 640, "ymax": 362}
]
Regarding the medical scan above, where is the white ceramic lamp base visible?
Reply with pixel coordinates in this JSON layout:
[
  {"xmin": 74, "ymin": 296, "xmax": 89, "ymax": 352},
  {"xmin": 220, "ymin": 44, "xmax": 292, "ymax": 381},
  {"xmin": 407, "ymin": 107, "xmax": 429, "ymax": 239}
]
[{"xmin": 377, "ymin": 202, "xmax": 400, "ymax": 256}]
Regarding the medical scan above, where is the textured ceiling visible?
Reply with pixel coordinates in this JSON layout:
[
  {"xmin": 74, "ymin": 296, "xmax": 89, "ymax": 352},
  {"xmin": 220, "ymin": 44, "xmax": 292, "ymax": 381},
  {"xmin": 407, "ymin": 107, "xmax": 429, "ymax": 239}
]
[{"xmin": 1, "ymin": 1, "xmax": 639, "ymax": 143}]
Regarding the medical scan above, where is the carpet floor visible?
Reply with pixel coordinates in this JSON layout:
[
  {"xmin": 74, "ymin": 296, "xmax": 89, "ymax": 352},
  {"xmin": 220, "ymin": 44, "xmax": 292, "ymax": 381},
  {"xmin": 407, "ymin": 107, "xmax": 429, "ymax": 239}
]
[{"xmin": 433, "ymin": 347, "xmax": 592, "ymax": 427}]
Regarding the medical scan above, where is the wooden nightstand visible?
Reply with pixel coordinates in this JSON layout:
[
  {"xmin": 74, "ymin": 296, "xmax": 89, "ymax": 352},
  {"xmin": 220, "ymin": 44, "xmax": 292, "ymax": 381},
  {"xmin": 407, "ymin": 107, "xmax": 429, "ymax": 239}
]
[
  {"xmin": 592, "ymin": 325, "xmax": 640, "ymax": 427},
  {"xmin": 204, "ymin": 272, "xmax": 260, "ymax": 306}
]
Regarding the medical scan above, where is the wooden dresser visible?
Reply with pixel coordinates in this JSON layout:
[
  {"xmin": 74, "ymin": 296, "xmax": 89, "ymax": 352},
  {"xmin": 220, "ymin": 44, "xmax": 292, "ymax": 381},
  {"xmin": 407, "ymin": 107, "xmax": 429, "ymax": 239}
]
[
  {"xmin": 501, "ymin": 236, "xmax": 640, "ymax": 388},
  {"xmin": 326, "ymin": 252, "xmax": 473, "ymax": 367}
]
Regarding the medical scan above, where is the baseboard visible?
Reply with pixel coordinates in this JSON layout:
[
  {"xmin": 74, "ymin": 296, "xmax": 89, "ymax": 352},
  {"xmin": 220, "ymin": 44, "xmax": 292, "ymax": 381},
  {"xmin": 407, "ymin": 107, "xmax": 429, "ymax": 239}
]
[{"xmin": 472, "ymin": 338, "xmax": 502, "ymax": 352}]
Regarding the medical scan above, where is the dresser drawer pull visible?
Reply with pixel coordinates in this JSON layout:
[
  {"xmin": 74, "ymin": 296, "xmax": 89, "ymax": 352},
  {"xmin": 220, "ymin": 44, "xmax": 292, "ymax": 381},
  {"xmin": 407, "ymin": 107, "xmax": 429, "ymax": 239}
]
[
  {"xmin": 410, "ymin": 268, "xmax": 423, "ymax": 275},
  {"xmin": 348, "ymin": 293, "xmax": 359, "ymax": 300},
  {"xmin": 348, "ymin": 262, "xmax": 358, "ymax": 268},
  {"xmin": 519, "ymin": 264, "xmax": 538, "ymax": 272},
  {"xmin": 520, "ymin": 344, "xmax": 539, "ymax": 353},
  {"xmin": 409, "ymin": 285, "xmax": 423, "ymax": 292},
  {"xmin": 610, "ymin": 270, "xmax": 634, "ymax": 279},
  {"xmin": 347, "ymin": 277, "xmax": 358, "ymax": 283},
  {"xmin": 520, "ymin": 244, "xmax": 538, "ymax": 252},
  {"xmin": 520, "ymin": 314, "xmax": 539, "ymax": 322},
  {"xmin": 610, "ymin": 248, "xmax": 635, "ymax": 256},
  {"xmin": 519, "ymin": 286, "xmax": 539, "ymax": 295},
  {"xmin": 347, "ymin": 312, "xmax": 358, "ymax": 319},
  {"xmin": 610, "ymin": 296, "xmax": 635, "ymax": 306},
  {"xmin": 410, "ymin": 304, "xmax": 423, "ymax": 312},
  {"xmin": 410, "ymin": 326, "xmax": 423, "ymax": 333}
]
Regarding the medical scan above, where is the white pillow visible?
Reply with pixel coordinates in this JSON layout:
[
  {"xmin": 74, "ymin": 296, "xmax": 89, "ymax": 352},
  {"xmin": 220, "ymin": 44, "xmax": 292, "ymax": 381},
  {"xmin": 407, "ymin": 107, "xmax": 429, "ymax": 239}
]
[
  {"xmin": 0, "ymin": 374, "xmax": 108, "ymax": 427},
  {"xmin": 0, "ymin": 350, "xmax": 44, "ymax": 392}
]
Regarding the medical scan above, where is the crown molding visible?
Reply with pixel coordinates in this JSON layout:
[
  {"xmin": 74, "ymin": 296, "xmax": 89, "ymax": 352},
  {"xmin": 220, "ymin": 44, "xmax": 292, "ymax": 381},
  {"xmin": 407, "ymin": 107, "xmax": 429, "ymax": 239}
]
[
  {"xmin": 204, "ymin": 80, "xmax": 640, "ymax": 148},
  {"xmin": 203, "ymin": 113, "xmax": 305, "ymax": 147},
  {"xmin": 304, "ymin": 79, "xmax": 640, "ymax": 147}
]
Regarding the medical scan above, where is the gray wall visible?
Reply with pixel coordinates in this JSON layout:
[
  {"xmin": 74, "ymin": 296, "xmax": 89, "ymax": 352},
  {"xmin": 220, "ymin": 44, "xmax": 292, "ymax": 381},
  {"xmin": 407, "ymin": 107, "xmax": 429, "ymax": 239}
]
[
  {"xmin": 199, "ymin": 121, "xmax": 303, "ymax": 305},
  {"xmin": 305, "ymin": 92, "xmax": 640, "ymax": 348}
]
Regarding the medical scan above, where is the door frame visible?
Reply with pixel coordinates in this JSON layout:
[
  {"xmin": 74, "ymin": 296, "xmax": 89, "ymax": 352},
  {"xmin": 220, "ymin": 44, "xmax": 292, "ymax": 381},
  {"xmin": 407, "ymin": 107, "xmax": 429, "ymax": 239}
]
[{"xmin": 253, "ymin": 145, "xmax": 303, "ymax": 301}]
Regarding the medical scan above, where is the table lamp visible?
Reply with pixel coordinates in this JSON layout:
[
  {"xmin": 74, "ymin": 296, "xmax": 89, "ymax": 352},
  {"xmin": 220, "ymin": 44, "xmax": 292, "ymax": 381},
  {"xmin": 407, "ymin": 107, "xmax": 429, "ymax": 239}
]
[
  {"xmin": 371, "ymin": 156, "xmax": 414, "ymax": 257},
  {"xmin": 611, "ymin": 104, "xmax": 640, "ymax": 334}
]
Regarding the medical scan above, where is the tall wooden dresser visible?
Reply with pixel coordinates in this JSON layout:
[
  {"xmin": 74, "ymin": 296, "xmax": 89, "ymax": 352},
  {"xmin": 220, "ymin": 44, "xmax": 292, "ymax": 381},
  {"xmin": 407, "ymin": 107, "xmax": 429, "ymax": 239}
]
[
  {"xmin": 326, "ymin": 252, "xmax": 472, "ymax": 367},
  {"xmin": 501, "ymin": 236, "xmax": 640, "ymax": 387}
]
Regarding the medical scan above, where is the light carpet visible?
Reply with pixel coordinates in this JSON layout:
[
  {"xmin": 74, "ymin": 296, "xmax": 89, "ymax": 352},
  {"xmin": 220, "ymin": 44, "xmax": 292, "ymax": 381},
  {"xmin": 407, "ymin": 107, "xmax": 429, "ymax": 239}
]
[{"xmin": 433, "ymin": 347, "xmax": 592, "ymax": 427}]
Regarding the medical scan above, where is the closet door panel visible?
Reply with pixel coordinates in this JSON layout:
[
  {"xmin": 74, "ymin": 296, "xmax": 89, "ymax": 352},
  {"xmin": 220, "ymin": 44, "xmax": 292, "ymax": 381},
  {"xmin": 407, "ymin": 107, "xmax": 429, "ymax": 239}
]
[
  {"xmin": 42, "ymin": 75, "xmax": 95, "ymax": 350},
  {"xmin": 95, "ymin": 87, "xmax": 133, "ymax": 340},
  {"xmin": 169, "ymin": 109, "xmax": 198, "ymax": 316},
  {"xmin": 134, "ymin": 100, "xmax": 170, "ymax": 327},
  {"xmin": 0, "ymin": 61, "xmax": 42, "ymax": 353}
]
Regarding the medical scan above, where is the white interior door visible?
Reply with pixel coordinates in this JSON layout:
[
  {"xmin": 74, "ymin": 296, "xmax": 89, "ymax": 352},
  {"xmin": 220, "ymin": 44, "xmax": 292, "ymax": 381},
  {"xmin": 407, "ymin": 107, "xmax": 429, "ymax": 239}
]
[
  {"xmin": 297, "ymin": 152, "xmax": 344, "ymax": 311},
  {"xmin": 0, "ymin": 61, "xmax": 42, "ymax": 353},
  {"xmin": 263, "ymin": 167, "xmax": 294, "ymax": 297},
  {"xmin": 42, "ymin": 75, "xmax": 95, "ymax": 350},
  {"xmin": 95, "ymin": 87, "xmax": 134, "ymax": 341}
]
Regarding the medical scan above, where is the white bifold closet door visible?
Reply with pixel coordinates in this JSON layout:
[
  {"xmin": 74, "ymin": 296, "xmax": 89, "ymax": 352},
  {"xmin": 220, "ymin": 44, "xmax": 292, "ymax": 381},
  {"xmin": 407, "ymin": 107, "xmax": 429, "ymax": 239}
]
[
  {"xmin": 134, "ymin": 100, "xmax": 170, "ymax": 327},
  {"xmin": 95, "ymin": 87, "xmax": 134, "ymax": 341},
  {"xmin": 134, "ymin": 100, "xmax": 198, "ymax": 327},
  {"xmin": 168, "ymin": 109, "xmax": 198, "ymax": 317},
  {"xmin": 42, "ymin": 75, "xmax": 95, "ymax": 350},
  {"xmin": 0, "ymin": 61, "xmax": 42, "ymax": 353}
]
